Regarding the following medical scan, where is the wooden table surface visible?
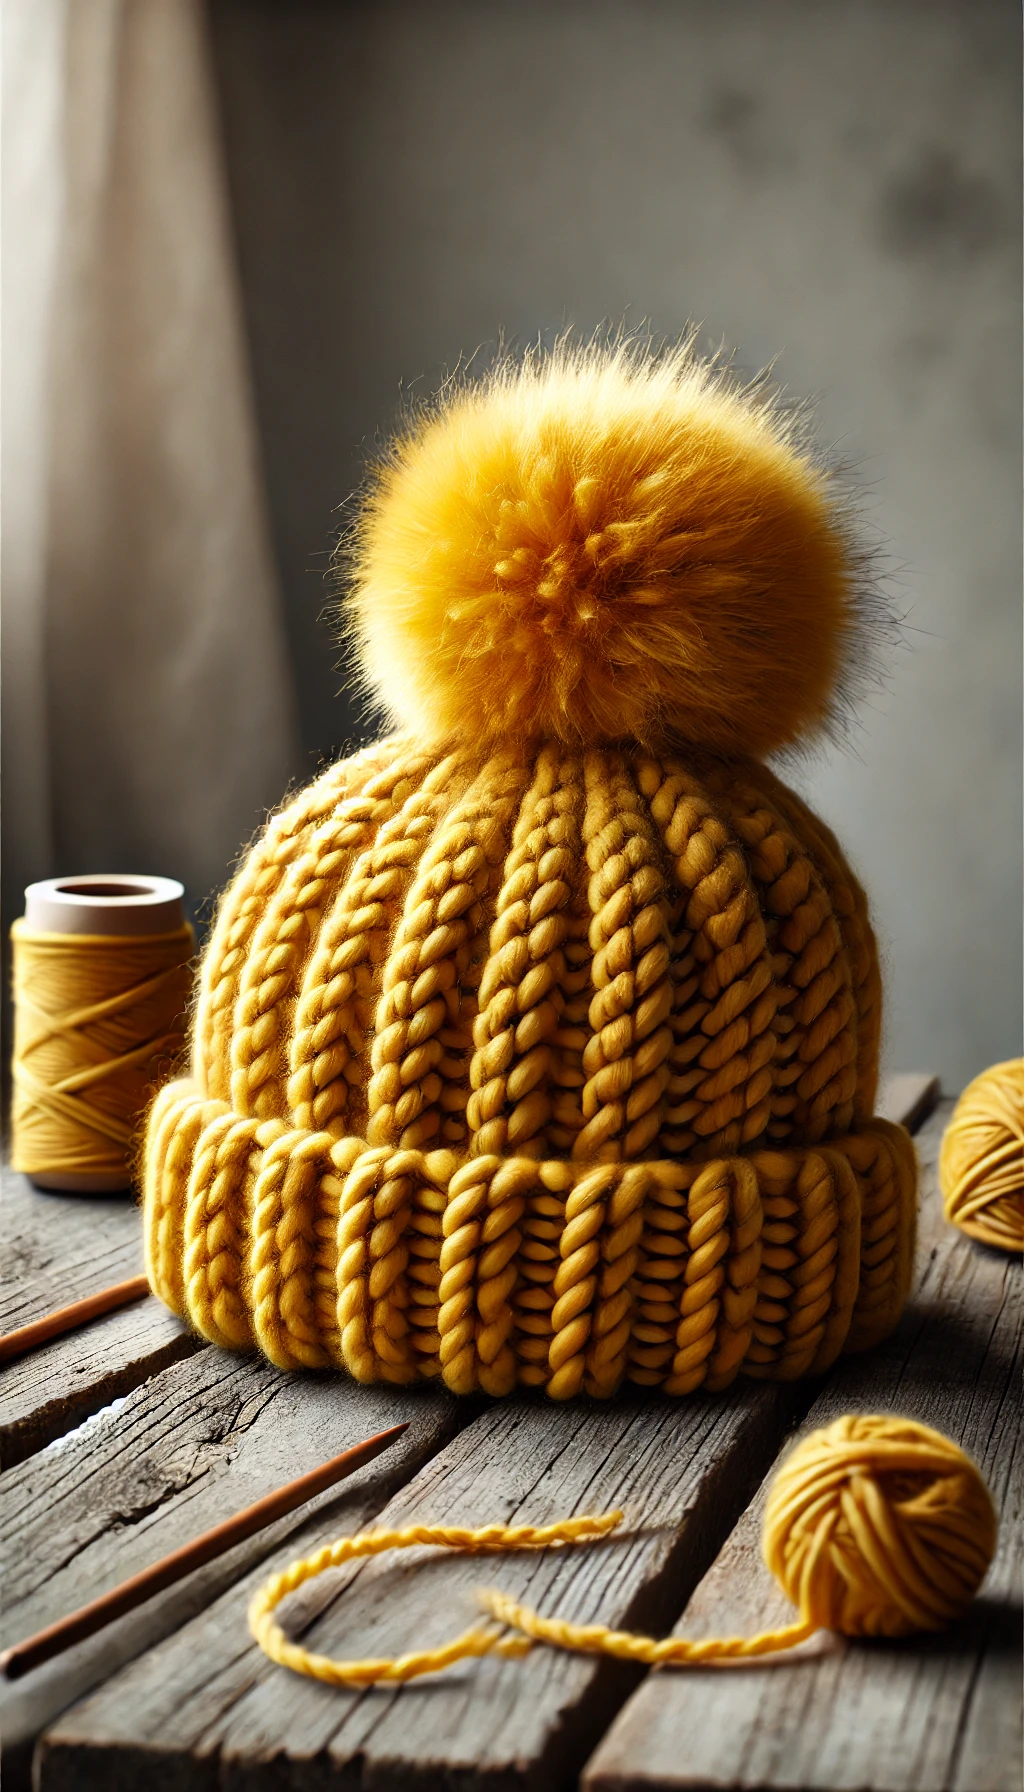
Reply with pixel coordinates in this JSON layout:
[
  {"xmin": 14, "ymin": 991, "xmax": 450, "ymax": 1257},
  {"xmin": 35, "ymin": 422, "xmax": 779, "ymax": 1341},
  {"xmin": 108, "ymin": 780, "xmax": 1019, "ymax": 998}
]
[{"xmin": 1, "ymin": 1075, "xmax": 1019, "ymax": 1792}]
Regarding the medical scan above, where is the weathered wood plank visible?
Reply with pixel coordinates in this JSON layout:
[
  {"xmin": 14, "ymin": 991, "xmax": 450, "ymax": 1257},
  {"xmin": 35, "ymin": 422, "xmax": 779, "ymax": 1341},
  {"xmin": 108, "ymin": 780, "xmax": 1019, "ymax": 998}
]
[
  {"xmin": 0, "ymin": 1297, "xmax": 201, "ymax": 1469},
  {"xmin": 0, "ymin": 1349, "xmax": 462, "ymax": 1791},
  {"xmin": 25, "ymin": 1074, "xmax": 936, "ymax": 1792},
  {"xmin": 1, "ymin": 1167, "xmax": 145, "ymax": 1332},
  {"xmin": 875, "ymin": 1071, "xmax": 940, "ymax": 1133},
  {"xmin": 583, "ymin": 1099, "xmax": 1023, "ymax": 1792},
  {"xmin": 0, "ymin": 1166, "xmax": 201, "ymax": 1464},
  {"xmin": 34, "ymin": 1384, "xmax": 801, "ymax": 1792}
]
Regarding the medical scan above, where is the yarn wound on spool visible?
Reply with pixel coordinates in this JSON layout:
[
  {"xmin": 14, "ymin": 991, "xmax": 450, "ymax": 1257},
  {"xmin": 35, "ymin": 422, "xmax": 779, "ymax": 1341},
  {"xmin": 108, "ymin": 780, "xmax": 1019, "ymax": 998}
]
[
  {"xmin": 249, "ymin": 1415, "xmax": 997, "ymax": 1685},
  {"xmin": 11, "ymin": 908, "xmax": 194, "ymax": 1189},
  {"xmin": 940, "ymin": 1061, "xmax": 1024, "ymax": 1253}
]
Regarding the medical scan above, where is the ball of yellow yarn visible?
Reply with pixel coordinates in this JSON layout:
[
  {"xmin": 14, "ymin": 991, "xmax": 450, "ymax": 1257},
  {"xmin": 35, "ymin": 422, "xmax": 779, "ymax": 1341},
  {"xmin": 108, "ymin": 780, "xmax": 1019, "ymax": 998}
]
[
  {"xmin": 763, "ymin": 1415, "xmax": 997, "ymax": 1638},
  {"xmin": 940, "ymin": 1060, "xmax": 1024, "ymax": 1254},
  {"xmin": 249, "ymin": 1413, "xmax": 998, "ymax": 1689}
]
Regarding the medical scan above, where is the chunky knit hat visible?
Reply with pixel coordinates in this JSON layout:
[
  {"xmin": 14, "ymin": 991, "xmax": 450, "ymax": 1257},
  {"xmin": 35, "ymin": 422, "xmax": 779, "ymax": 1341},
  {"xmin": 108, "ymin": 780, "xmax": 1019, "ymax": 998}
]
[{"xmin": 144, "ymin": 342, "xmax": 915, "ymax": 1399}]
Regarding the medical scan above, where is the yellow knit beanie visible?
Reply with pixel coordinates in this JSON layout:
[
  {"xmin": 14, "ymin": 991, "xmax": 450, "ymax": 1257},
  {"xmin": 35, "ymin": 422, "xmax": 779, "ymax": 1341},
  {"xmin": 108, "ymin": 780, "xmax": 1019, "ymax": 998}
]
[{"xmin": 143, "ymin": 341, "xmax": 915, "ymax": 1398}]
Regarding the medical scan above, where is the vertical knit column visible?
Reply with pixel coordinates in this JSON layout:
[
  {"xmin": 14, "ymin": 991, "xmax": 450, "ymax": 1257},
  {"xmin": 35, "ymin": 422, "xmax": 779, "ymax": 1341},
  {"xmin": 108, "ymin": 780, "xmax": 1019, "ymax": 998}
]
[
  {"xmin": 467, "ymin": 746, "xmax": 585, "ymax": 1159},
  {"xmin": 839, "ymin": 1120, "xmax": 917, "ymax": 1353},
  {"xmin": 708, "ymin": 772, "xmax": 859, "ymax": 1144},
  {"xmin": 746, "ymin": 761, "xmax": 882, "ymax": 1123},
  {"xmin": 195, "ymin": 741, "xmax": 398, "ymax": 1102},
  {"xmin": 366, "ymin": 756, "xmax": 527, "ymax": 1151},
  {"xmin": 229, "ymin": 750, "xmax": 441, "ymax": 1125},
  {"xmin": 547, "ymin": 1162, "xmax": 619, "ymax": 1399},
  {"xmin": 286, "ymin": 754, "xmax": 462, "ymax": 1139},
  {"xmin": 437, "ymin": 1157, "xmax": 532, "ymax": 1395},
  {"xmin": 665, "ymin": 1157, "xmax": 762, "ymax": 1394},
  {"xmin": 512, "ymin": 1162, "xmax": 572, "ymax": 1387},
  {"xmin": 575, "ymin": 753, "xmax": 674, "ymax": 1162},
  {"xmin": 639, "ymin": 757, "xmax": 777, "ymax": 1159},
  {"xmin": 583, "ymin": 1162, "xmax": 650, "ymax": 1397},
  {"xmin": 744, "ymin": 1148, "xmax": 858, "ymax": 1379},
  {"xmin": 182, "ymin": 1109, "xmax": 260, "ymax": 1348},
  {"xmin": 334, "ymin": 1144, "xmax": 425, "ymax": 1384},
  {"xmin": 627, "ymin": 1163, "xmax": 692, "ymax": 1387},
  {"xmin": 143, "ymin": 1082, "xmax": 214, "ymax": 1316},
  {"xmin": 403, "ymin": 1149, "xmax": 456, "ymax": 1380},
  {"xmin": 248, "ymin": 1129, "xmax": 334, "ymax": 1369}
]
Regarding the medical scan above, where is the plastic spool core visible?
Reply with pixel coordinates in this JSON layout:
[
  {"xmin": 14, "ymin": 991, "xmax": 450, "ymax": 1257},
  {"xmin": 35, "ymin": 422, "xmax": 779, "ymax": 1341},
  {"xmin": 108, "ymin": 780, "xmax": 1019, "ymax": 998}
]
[{"xmin": 22, "ymin": 874, "xmax": 186, "ymax": 1192}]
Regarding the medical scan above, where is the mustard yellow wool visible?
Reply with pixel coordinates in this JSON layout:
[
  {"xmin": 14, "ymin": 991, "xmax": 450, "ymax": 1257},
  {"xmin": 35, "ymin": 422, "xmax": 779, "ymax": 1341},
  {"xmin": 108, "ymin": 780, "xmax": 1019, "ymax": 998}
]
[
  {"xmin": 142, "ymin": 741, "xmax": 915, "ymax": 1393},
  {"xmin": 11, "ymin": 921, "xmax": 193, "ymax": 1183},
  {"xmin": 141, "ymin": 342, "xmax": 914, "ymax": 1395},
  {"xmin": 349, "ymin": 339, "xmax": 875, "ymax": 759},
  {"xmin": 940, "ymin": 1060, "xmax": 1024, "ymax": 1253},
  {"xmin": 761, "ymin": 1415, "xmax": 997, "ymax": 1638},
  {"xmin": 249, "ymin": 1416, "xmax": 996, "ymax": 1685}
]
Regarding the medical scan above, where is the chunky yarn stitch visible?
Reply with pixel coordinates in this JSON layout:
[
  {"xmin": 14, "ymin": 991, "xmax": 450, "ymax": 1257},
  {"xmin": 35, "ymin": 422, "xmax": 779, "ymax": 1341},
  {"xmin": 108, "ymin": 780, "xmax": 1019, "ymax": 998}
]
[
  {"xmin": 143, "ymin": 737, "xmax": 914, "ymax": 1393},
  {"xmin": 142, "ymin": 342, "xmax": 915, "ymax": 1394},
  {"xmin": 940, "ymin": 1060, "xmax": 1024, "ymax": 1253},
  {"xmin": 248, "ymin": 1416, "xmax": 996, "ymax": 1685}
]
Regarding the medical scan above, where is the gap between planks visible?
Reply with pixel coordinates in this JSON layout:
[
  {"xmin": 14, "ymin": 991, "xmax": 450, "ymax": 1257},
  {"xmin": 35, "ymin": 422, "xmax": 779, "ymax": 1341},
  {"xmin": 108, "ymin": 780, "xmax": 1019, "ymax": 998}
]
[
  {"xmin": 1, "ymin": 1168, "xmax": 146, "ymax": 1333},
  {"xmin": 26, "ymin": 1076, "xmax": 938, "ymax": 1792},
  {"xmin": 0, "ymin": 1167, "xmax": 202, "ymax": 1466},
  {"xmin": 0, "ymin": 1362, "xmax": 466, "ymax": 1792},
  {"xmin": 583, "ymin": 1097, "xmax": 1022, "ymax": 1792},
  {"xmin": 0, "ymin": 1300, "xmax": 202, "ymax": 1469}
]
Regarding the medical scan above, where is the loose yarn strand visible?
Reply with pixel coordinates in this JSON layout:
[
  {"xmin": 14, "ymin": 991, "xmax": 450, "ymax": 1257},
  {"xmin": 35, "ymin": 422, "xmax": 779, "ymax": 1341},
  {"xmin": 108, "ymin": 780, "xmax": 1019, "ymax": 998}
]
[
  {"xmin": 478, "ymin": 1585, "xmax": 816, "ymax": 1666},
  {"xmin": 10, "ymin": 921, "xmax": 194, "ymax": 1180},
  {"xmin": 248, "ymin": 1513, "xmax": 617, "ymax": 1686},
  {"xmin": 246, "ymin": 1512, "xmax": 821, "ymax": 1686},
  {"xmin": 248, "ymin": 1417, "xmax": 996, "ymax": 1688}
]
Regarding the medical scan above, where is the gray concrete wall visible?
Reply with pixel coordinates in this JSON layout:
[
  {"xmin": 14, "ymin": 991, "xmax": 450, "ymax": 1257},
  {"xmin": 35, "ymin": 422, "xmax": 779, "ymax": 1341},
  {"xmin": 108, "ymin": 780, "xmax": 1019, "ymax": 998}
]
[{"xmin": 210, "ymin": 0, "xmax": 1021, "ymax": 1091}]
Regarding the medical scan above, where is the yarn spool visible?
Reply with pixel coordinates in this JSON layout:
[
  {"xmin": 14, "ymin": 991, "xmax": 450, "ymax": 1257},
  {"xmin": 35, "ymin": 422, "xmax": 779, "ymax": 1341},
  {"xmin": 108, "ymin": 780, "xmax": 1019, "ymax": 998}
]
[
  {"xmin": 10, "ymin": 876, "xmax": 194, "ymax": 1193},
  {"xmin": 940, "ymin": 1061, "xmax": 1024, "ymax": 1253},
  {"xmin": 249, "ymin": 1415, "xmax": 997, "ymax": 1685}
]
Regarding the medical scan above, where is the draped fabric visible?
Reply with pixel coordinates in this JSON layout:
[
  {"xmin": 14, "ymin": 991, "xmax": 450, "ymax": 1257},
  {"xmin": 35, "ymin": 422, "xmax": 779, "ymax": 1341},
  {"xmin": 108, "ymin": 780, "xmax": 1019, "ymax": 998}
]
[{"xmin": 2, "ymin": 0, "xmax": 299, "ymax": 936}]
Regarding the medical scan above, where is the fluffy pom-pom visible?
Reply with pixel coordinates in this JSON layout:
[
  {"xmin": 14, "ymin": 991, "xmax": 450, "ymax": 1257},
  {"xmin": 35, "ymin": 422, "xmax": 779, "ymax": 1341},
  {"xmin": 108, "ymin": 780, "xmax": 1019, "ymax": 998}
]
[{"xmin": 346, "ymin": 340, "xmax": 882, "ymax": 757}]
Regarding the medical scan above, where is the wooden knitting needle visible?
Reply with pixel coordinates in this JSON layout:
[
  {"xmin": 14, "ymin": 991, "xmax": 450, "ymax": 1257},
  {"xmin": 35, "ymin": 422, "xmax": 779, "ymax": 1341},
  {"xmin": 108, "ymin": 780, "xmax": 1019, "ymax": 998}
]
[
  {"xmin": 0, "ymin": 1274, "xmax": 151, "ymax": 1366},
  {"xmin": 0, "ymin": 1420, "xmax": 409, "ymax": 1680}
]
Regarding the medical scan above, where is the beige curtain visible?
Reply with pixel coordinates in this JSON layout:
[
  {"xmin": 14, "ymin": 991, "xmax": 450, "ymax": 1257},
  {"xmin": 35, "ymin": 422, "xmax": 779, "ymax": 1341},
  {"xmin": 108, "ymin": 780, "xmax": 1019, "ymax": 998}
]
[{"xmin": 2, "ymin": 0, "xmax": 300, "ymax": 929}]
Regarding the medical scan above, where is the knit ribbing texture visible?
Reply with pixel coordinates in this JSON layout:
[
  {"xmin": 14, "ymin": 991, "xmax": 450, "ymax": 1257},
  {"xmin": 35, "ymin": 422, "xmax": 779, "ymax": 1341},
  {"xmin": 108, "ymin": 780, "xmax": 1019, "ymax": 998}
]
[{"xmin": 143, "ymin": 735, "xmax": 916, "ymax": 1395}]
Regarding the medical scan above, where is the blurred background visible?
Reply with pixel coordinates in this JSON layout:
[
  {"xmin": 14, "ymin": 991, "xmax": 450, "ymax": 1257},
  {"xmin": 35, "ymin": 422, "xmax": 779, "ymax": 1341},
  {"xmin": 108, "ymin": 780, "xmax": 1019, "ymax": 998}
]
[{"xmin": 3, "ymin": 0, "xmax": 1020, "ymax": 1091}]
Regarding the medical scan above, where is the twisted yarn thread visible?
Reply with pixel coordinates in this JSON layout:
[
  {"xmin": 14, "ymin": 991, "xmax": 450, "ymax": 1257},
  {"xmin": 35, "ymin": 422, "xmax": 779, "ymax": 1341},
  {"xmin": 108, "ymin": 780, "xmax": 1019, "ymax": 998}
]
[
  {"xmin": 167, "ymin": 342, "xmax": 911, "ymax": 1391},
  {"xmin": 11, "ymin": 920, "xmax": 194, "ymax": 1182},
  {"xmin": 147, "ymin": 1094, "xmax": 913, "ymax": 1393},
  {"xmin": 144, "ymin": 739, "xmax": 918, "ymax": 1392},
  {"xmin": 249, "ymin": 1416, "xmax": 996, "ymax": 1686},
  {"xmin": 940, "ymin": 1061, "xmax": 1024, "ymax": 1254},
  {"xmin": 760, "ymin": 1415, "xmax": 997, "ymax": 1637}
]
